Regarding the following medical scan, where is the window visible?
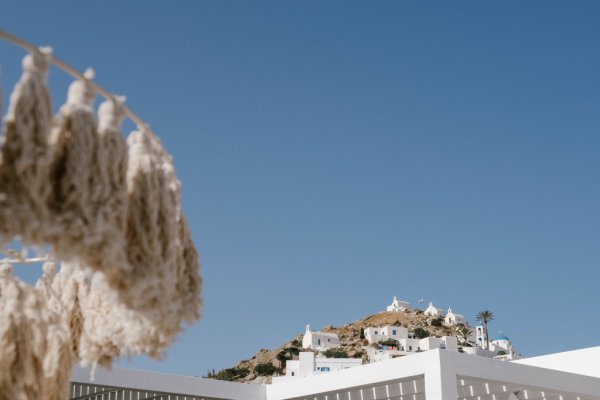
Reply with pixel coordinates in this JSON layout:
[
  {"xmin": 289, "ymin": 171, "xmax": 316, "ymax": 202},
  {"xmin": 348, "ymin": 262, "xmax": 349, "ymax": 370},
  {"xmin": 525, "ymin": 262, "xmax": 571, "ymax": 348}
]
[
  {"xmin": 409, "ymin": 346, "xmax": 412, "ymax": 351},
  {"xmin": 291, "ymin": 372, "xmax": 295, "ymax": 376},
  {"xmin": 375, "ymin": 331, "xmax": 378, "ymax": 335},
  {"xmin": 327, "ymin": 339, "xmax": 330, "ymax": 342},
  {"xmin": 318, "ymin": 339, "xmax": 321, "ymax": 345},
  {"xmin": 392, "ymin": 330, "xmax": 396, "ymax": 335}
]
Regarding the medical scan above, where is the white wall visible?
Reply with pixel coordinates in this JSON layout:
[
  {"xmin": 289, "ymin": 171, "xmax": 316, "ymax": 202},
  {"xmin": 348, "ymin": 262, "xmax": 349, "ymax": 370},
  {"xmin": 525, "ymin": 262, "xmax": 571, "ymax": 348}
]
[
  {"xmin": 442, "ymin": 336, "xmax": 458, "ymax": 352},
  {"xmin": 276, "ymin": 352, "xmax": 362, "ymax": 382},
  {"xmin": 315, "ymin": 357, "xmax": 362, "ymax": 373},
  {"xmin": 513, "ymin": 346, "xmax": 600, "ymax": 378},
  {"xmin": 395, "ymin": 336, "xmax": 457, "ymax": 353},
  {"xmin": 303, "ymin": 328, "xmax": 340, "ymax": 350},
  {"xmin": 366, "ymin": 346, "xmax": 406, "ymax": 363},
  {"xmin": 299, "ymin": 352, "xmax": 315, "ymax": 377},
  {"xmin": 398, "ymin": 338, "xmax": 422, "ymax": 352},
  {"xmin": 461, "ymin": 346, "xmax": 497, "ymax": 358},
  {"xmin": 381, "ymin": 325, "xmax": 408, "ymax": 338},
  {"xmin": 284, "ymin": 360, "xmax": 300, "ymax": 378},
  {"xmin": 366, "ymin": 336, "xmax": 458, "ymax": 363},
  {"xmin": 364, "ymin": 325, "xmax": 408, "ymax": 344},
  {"xmin": 71, "ymin": 366, "xmax": 265, "ymax": 400},
  {"xmin": 420, "ymin": 336, "xmax": 458, "ymax": 352}
]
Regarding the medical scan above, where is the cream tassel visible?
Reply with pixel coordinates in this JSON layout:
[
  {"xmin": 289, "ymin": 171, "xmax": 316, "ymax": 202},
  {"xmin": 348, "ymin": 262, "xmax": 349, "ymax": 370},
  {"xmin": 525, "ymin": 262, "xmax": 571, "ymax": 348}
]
[
  {"xmin": 89, "ymin": 97, "xmax": 129, "ymax": 286},
  {"xmin": 35, "ymin": 262, "xmax": 75, "ymax": 400},
  {"xmin": 177, "ymin": 216, "xmax": 202, "ymax": 324},
  {"xmin": 0, "ymin": 46, "xmax": 202, "ymax": 397},
  {"xmin": 122, "ymin": 129, "xmax": 201, "ymax": 328},
  {"xmin": 0, "ymin": 50, "xmax": 53, "ymax": 246},
  {"xmin": 47, "ymin": 261, "xmax": 88, "ymax": 359},
  {"xmin": 0, "ymin": 266, "xmax": 75, "ymax": 400},
  {"xmin": 45, "ymin": 71, "xmax": 100, "ymax": 264}
]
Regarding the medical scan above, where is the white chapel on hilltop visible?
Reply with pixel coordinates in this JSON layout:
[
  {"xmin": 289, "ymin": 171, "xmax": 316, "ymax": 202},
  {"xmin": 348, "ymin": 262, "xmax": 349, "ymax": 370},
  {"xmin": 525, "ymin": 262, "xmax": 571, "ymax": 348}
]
[
  {"xmin": 424, "ymin": 302, "xmax": 445, "ymax": 317},
  {"xmin": 386, "ymin": 296, "xmax": 412, "ymax": 312},
  {"xmin": 444, "ymin": 308, "xmax": 465, "ymax": 325}
]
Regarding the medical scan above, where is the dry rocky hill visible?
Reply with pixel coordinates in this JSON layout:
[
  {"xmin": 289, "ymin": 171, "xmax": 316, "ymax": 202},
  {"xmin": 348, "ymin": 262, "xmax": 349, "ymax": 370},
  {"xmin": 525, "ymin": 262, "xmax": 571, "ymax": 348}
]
[{"xmin": 206, "ymin": 310, "xmax": 465, "ymax": 384}]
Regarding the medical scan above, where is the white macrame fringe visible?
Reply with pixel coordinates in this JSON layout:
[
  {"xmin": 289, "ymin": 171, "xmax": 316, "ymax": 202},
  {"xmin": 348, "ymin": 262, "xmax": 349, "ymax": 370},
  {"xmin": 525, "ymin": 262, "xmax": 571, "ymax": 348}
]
[
  {"xmin": 0, "ymin": 263, "xmax": 73, "ymax": 400},
  {"xmin": 0, "ymin": 50, "xmax": 54, "ymax": 247},
  {"xmin": 0, "ymin": 50, "xmax": 202, "ymax": 398}
]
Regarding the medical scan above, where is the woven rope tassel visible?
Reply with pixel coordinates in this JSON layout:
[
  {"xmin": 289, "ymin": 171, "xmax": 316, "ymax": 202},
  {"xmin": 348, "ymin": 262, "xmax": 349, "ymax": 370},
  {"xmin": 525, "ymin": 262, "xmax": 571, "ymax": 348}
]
[
  {"xmin": 0, "ymin": 265, "xmax": 73, "ymax": 400},
  {"xmin": 0, "ymin": 50, "xmax": 53, "ymax": 246},
  {"xmin": 0, "ymin": 41, "xmax": 202, "ymax": 398}
]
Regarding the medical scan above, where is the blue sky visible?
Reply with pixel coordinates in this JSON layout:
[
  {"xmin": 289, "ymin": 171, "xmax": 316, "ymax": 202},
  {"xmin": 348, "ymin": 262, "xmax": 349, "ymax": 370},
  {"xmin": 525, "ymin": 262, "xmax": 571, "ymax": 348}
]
[{"xmin": 1, "ymin": 1, "xmax": 599, "ymax": 376}]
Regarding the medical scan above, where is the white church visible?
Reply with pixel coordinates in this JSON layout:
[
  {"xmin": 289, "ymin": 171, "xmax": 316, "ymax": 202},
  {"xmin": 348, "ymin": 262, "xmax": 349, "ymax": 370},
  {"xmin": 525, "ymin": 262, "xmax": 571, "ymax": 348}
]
[
  {"xmin": 383, "ymin": 297, "xmax": 518, "ymax": 360},
  {"xmin": 423, "ymin": 302, "xmax": 466, "ymax": 325},
  {"xmin": 386, "ymin": 296, "xmax": 412, "ymax": 312},
  {"xmin": 278, "ymin": 299, "xmax": 518, "ymax": 383},
  {"xmin": 302, "ymin": 324, "xmax": 341, "ymax": 351}
]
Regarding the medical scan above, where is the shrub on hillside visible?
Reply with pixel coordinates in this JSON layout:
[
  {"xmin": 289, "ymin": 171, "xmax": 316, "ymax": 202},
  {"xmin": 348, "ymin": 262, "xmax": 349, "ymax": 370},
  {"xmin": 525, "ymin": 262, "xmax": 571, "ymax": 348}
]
[
  {"xmin": 205, "ymin": 367, "xmax": 249, "ymax": 381},
  {"xmin": 352, "ymin": 350, "xmax": 364, "ymax": 359},
  {"xmin": 254, "ymin": 362, "xmax": 277, "ymax": 376},
  {"xmin": 430, "ymin": 318, "xmax": 444, "ymax": 327},
  {"xmin": 323, "ymin": 348, "xmax": 348, "ymax": 358},
  {"xmin": 413, "ymin": 327, "xmax": 430, "ymax": 339}
]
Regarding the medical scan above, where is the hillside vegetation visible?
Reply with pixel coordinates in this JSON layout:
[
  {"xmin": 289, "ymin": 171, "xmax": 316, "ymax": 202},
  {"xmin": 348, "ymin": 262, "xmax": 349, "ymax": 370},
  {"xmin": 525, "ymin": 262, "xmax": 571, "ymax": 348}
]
[{"xmin": 207, "ymin": 310, "xmax": 461, "ymax": 384}]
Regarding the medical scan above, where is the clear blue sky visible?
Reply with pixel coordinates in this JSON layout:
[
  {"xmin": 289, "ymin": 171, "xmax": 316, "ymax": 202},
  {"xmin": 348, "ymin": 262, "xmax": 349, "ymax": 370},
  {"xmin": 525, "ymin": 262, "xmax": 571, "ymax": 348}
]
[{"xmin": 2, "ymin": 1, "xmax": 599, "ymax": 376}]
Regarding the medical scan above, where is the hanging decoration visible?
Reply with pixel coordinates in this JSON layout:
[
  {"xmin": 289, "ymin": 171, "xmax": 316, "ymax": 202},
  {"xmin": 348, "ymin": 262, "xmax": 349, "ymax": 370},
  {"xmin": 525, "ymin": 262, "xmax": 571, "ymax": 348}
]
[
  {"xmin": 0, "ymin": 49, "xmax": 54, "ymax": 247},
  {"xmin": 0, "ymin": 30, "xmax": 202, "ymax": 399}
]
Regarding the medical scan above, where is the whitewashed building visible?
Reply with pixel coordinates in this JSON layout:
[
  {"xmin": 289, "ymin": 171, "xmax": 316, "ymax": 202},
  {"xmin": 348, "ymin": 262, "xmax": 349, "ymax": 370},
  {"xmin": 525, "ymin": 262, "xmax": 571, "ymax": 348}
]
[
  {"xmin": 489, "ymin": 333, "xmax": 520, "ymax": 360},
  {"xmin": 490, "ymin": 333, "xmax": 512, "ymax": 351},
  {"xmin": 367, "ymin": 336, "xmax": 458, "ymax": 363},
  {"xmin": 444, "ymin": 308, "xmax": 465, "ymax": 325},
  {"xmin": 473, "ymin": 326, "xmax": 519, "ymax": 359},
  {"xmin": 273, "ymin": 352, "xmax": 363, "ymax": 383},
  {"xmin": 424, "ymin": 302, "xmax": 445, "ymax": 317},
  {"xmin": 302, "ymin": 325, "xmax": 340, "ymax": 350},
  {"xmin": 386, "ymin": 296, "xmax": 412, "ymax": 312},
  {"xmin": 419, "ymin": 336, "xmax": 458, "ymax": 352},
  {"xmin": 461, "ymin": 346, "xmax": 498, "ymax": 358},
  {"xmin": 71, "ymin": 346, "xmax": 600, "ymax": 400},
  {"xmin": 364, "ymin": 325, "xmax": 409, "ymax": 344},
  {"xmin": 475, "ymin": 324, "xmax": 487, "ymax": 348}
]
